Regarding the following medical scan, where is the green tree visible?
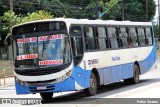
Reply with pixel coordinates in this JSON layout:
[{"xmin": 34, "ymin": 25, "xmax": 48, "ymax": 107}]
[
  {"xmin": 153, "ymin": 24, "xmax": 159, "ymax": 39},
  {"xmin": 86, "ymin": 0, "xmax": 156, "ymax": 21},
  {"xmin": 0, "ymin": 0, "xmax": 9, "ymax": 16},
  {"xmin": 0, "ymin": 0, "xmax": 156, "ymax": 21},
  {"xmin": 0, "ymin": 10, "xmax": 54, "ymax": 47},
  {"xmin": 14, "ymin": 0, "xmax": 88, "ymax": 18},
  {"xmin": 124, "ymin": 0, "xmax": 156, "ymax": 21},
  {"xmin": 98, "ymin": 0, "xmax": 121, "ymax": 20},
  {"xmin": 0, "ymin": 11, "xmax": 21, "ymax": 47},
  {"xmin": 21, "ymin": 10, "xmax": 54, "ymax": 23}
]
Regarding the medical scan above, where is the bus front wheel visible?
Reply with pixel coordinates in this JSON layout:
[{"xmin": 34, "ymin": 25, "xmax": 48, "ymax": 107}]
[
  {"xmin": 84, "ymin": 73, "xmax": 97, "ymax": 96},
  {"xmin": 40, "ymin": 92, "xmax": 53, "ymax": 100}
]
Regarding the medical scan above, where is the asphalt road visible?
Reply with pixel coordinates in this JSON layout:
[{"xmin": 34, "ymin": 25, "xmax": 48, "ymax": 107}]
[{"xmin": 0, "ymin": 59, "xmax": 160, "ymax": 106}]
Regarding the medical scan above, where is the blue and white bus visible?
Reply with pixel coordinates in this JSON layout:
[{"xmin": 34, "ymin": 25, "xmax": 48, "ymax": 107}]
[{"xmin": 10, "ymin": 18, "xmax": 156, "ymax": 100}]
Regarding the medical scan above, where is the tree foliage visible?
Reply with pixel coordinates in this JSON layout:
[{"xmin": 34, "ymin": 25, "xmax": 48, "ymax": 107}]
[
  {"xmin": 0, "ymin": 0, "xmax": 156, "ymax": 21},
  {"xmin": 0, "ymin": 0, "xmax": 157, "ymax": 47},
  {"xmin": 0, "ymin": 10, "xmax": 53, "ymax": 47},
  {"xmin": 0, "ymin": 11, "xmax": 21, "ymax": 47},
  {"xmin": 21, "ymin": 10, "xmax": 53, "ymax": 23},
  {"xmin": 87, "ymin": 0, "xmax": 156, "ymax": 21},
  {"xmin": 123, "ymin": 0, "xmax": 156, "ymax": 21},
  {"xmin": 153, "ymin": 24, "xmax": 159, "ymax": 39}
]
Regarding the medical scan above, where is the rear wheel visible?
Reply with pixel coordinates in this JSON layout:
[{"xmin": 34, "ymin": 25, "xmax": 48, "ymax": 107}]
[
  {"xmin": 124, "ymin": 64, "xmax": 140, "ymax": 84},
  {"xmin": 40, "ymin": 92, "xmax": 53, "ymax": 100},
  {"xmin": 131, "ymin": 64, "xmax": 140, "ymax": 84},
  {"xmin": 84, "ymin": 73, "xmax": 97, "ymax": 96}
]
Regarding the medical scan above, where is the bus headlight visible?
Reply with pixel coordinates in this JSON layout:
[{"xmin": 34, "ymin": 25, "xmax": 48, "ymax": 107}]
[{"xmin": 15, "ymin": 77, "xmax": 28, "ymax": 85}]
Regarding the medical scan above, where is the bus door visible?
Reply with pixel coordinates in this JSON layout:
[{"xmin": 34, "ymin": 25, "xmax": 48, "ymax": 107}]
[{"xmin": 70, "ymin": 25, "xmax": 84, "ymax": 66}]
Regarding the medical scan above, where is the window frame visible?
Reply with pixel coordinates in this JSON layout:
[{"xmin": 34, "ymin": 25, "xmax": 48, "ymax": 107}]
[
  {"xmin": 145, "ymin": 27, "xmax": 153, "ymax": 46},
  {"xmin": 69, "ymin": 24, "xmax": 85, "ymax": 66},
  {"xmin": 95, "ymin": 26, "xmax": 110, "ymax": 51},
  {"xmin": 137, "ymin": 27, "xmax": 146, "ymax": 46},
  {"xmin": 107, "ymin": 26, "xmax": 119, "ymax": 49},
  {"xmin": 70, "ymin": 24, "xmax": 154, "ymax": 53},
  {"xmin": 118, "ymin": 27, "xmax": 130, "ymax": 48}
]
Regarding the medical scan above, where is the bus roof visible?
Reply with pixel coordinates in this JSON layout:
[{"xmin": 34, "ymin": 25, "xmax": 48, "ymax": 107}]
[{"xmin": 12, "ymin": 18, "xmax": 152, "ymax": 29}]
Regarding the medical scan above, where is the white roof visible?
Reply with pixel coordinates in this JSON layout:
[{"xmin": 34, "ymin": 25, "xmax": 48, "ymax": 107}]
[{"xmin": 12, "ymin": 18, "xmax": 152, "ymax": 29}]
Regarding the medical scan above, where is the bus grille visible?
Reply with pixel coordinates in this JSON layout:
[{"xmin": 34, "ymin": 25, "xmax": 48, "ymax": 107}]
[{"xmin": 29, "ymin": 85, "xmax": 55, "ymax": 93}]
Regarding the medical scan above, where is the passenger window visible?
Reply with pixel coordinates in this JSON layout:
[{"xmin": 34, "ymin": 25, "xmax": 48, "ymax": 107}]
[
  {"xmin": 84, "ymin": 27, "xmax": 96, "ymax": 50},
  {"xmin": 138, "ymin": 28, "xmax": 146, "ymax": 46},
  {"xmin": 107, "ymin": 27, "xmax": 118, "ymax": 49},
  {"xmin": 145, "ymin": 27, "xmax": 153, "ymax": 45},
  {"xmin": 97, "ymin": 27, "xmax": 107, "ymax": 50},
  {"xmin": 119, "ymin": 27, "xmax": 128, "ymax": 48},
  {"xmin": 129, "ymin": 27, "xmax": 139, "ymax": 47}
]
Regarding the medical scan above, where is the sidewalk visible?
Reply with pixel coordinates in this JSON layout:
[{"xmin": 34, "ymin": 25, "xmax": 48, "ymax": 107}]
[{"xmin": 0, "ymin": 76, "xmax": 14, "ymax": 88}]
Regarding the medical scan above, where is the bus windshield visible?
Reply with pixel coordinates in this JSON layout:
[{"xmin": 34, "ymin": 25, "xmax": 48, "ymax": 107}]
[
  {"xmin": 13, "ymin": 22, "xmax": 71, "ymax": 69},
  {"xmin": 15, "ymin": 34, "xmax": 71, "ymax": 69}
]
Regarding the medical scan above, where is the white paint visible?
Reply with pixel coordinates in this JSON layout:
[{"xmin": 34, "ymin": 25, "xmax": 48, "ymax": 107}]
[
  {"xmin": 75, "ymin": 81, "xmax": 84, "ymax": 90},
  {"xmin": 14, "ymin": 62, "xmax": 73, "ymax": 81},
  {"xmin": 79, "ymin": 46, "xmax": 153, "ymax": 70},
  {"xmin": 12, "ymin": 18, "xmax": 152, "ymax": 30}
]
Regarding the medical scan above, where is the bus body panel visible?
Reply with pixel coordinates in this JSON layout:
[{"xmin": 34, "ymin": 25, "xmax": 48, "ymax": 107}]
[
  {"xmin": 15, "ymin": 65, "xmax": 91, "ymax": 95},
  {"xmin": 15, "ymin": 44, "xmax": 156, "ymax": 94}
]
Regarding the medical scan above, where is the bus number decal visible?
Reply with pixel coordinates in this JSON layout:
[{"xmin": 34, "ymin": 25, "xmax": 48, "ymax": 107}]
[
  {"xmin": 39, "ymin": 59, "xmax": 63, "ymax": 65},
  {"xmin": 88, "ymin": 59, "xmax": 99, "ymax": 66},
  {"xmin": 112, "ymin": 56, "xmax": 120, "ymax": 61}
]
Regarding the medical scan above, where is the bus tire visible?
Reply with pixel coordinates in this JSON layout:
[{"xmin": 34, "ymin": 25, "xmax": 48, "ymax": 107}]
[
  {"xmin": 131, "ymin": 64, "xmax": 140, "ymax": 84},
  {"xmin": 84, "ymin": 73, "xmax": 97, "ymax": 96},
  {"xmin": 40, "ymin": 92, "xmax": 53, "ymax": 100},
  {"xmin": 124, "ymin": 64, "xmax": 140, "ymax": 84}
]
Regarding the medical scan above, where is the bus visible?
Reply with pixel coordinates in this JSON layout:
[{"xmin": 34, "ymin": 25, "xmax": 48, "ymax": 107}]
[{"xmin": 9, "ymin": 18, "xmax": 156, "ymax": 100}]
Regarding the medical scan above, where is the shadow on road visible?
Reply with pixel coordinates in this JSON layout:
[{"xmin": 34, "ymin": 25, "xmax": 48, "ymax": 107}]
[{"xmin": 41, "ymin": 78, "xmax": 160, "ymax": 104}]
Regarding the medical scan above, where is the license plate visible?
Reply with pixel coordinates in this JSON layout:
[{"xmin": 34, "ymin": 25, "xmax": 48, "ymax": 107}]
[{"xmin": 37, "ymin": 86, "xmax": 46, "ymax": 90}]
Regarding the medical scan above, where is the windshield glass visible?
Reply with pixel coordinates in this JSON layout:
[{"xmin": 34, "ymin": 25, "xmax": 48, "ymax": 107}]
[
  {"xmin": 15, "ymin": 34, "xmax": 71, "ymax": 69},
  {"xmin": 38, "ymin": 34, "xmax": 71, "ymax": 67}
]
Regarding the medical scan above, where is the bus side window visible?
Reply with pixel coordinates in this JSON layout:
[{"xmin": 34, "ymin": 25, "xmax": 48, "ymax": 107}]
[
  {"xmin": 129, "ymin": 27, "xmax": 139, "ymax": 47},
  {"xmin": 84, "ymin": 27, "xmax": 96, "ymax": 51},
  {"xmin": 107, "ymin": 27, "xmax": 118, "ymax": 49},
  {"xmin": 145, "ymin": 27, "xmax": 153, "ymax": 45},
  {"xmin": 138, "ymin": 27, "xmax": 146, "ymax": 46},
  {"xmin": 119, "ymin": 27, "xmax": 128, "ymax": 48},
  {"xmin": 70, "ymin": 26, "xmax": 83, "ymax": 66},
  {"xmin": 97, "ymin": 27, "xmax": 107, "ymax": 50}
]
